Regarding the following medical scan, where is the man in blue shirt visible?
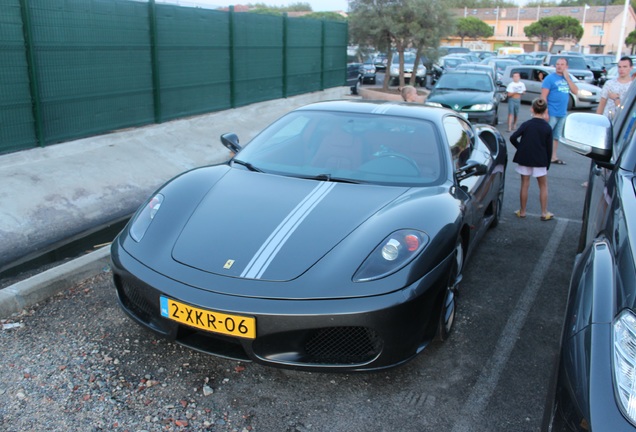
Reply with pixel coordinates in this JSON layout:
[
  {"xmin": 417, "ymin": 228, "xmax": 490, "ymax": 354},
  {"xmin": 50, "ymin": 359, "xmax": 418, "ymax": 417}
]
[{"xmin": 541, "ymin": 58, "xmax": 578, "ymax": 165}]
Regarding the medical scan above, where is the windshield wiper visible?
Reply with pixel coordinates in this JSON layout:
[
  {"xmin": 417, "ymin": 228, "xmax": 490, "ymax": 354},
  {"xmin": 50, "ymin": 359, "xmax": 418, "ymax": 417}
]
[
  {"xmin": 299, "ymin": 173, "xmax": 361, "ymax": 184},
  {"xmin": 233, "ymin": 159, "xmax": 263, "ymax": 172}
]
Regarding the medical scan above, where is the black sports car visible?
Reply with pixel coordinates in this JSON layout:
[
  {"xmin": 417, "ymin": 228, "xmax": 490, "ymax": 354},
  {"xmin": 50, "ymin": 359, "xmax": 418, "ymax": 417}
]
[
  {"xmin": 543, "ymin": 82, "xmax": 636, "ymax": 429},
  {"xmin": 111, "ymin": 100, "xmax": 507, "ymax": 371}
]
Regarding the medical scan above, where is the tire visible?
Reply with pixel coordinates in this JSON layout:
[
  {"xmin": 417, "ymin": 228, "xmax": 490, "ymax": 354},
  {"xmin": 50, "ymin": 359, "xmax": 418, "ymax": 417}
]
[
  {"xmin": 490, "ymin": 174, "xmax": 505, "ymax": 228},
  {"xmin": 568, "ymin": 95, "xmax": 574, "ymax": 110},
  {"xmin": 492, "ymin": 109, "xmax": 499, "ymax": 126},
  {"xmin": 435, "ymin": 240, "xmax": 463, "ymax": 342}
]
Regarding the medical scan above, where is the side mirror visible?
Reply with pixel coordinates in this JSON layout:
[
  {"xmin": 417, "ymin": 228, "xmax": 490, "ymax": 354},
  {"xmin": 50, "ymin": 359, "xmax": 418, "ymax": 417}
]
[
  {"xmin": 559, "ymin": 112, "xmax": 613, "ymax": 163},
  {"xmin": 455, "ymin": 160, "xmax": 488, "ymax": 181},
  {"xmin": 221, "ymin": 133, "xmax": 242, "ymax": 154}
]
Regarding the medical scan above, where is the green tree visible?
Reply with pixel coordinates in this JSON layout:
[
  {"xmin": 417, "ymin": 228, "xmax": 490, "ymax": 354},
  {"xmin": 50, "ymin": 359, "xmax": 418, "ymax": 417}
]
[
  {"xmin": 299, "ymin": 12, "xmax": 346, "ymax": 21},
  {"xmin": 349, "ymin": 0, "xmax": 452, "ymax": 89},
  {"xmin": 455, "ymin": 16, "xmax": 494, "ymax": 46},
  {"xmin": 626, "ymin": 29, "xmax": 636, "ymax": 55},
  {"xmin": 524, "ymin": 16, "xmax": 583, "ymax": 53},
  {"xmin": 249, "ymin": 2, "xmax": 312, "ymax": 11},
  {"xmin": 248, "ymin": 2, "xmax": 313, "ymax": 14}
]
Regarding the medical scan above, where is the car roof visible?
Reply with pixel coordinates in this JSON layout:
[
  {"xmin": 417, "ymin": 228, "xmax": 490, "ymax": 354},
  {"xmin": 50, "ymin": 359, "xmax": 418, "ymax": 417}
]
[
  {"xmin": 294, "ymin": 99, "xmax": 462, "ymax": 123},
  {"xmin": 442, "ymin": 70, "xmax": 491, "ymax": 75}
]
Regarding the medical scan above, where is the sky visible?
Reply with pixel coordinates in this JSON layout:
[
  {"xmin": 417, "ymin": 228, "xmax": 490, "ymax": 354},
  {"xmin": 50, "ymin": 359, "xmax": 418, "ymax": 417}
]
[{"xmin": 158, "ymin": 0, "xmax": 350, "ymax": 12}]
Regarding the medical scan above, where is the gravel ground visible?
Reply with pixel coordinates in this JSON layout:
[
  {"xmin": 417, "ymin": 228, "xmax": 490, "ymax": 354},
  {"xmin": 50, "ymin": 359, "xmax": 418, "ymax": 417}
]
[{"xmin": 0, "ymin": 271, "xmax": 258, "ymax": 432}]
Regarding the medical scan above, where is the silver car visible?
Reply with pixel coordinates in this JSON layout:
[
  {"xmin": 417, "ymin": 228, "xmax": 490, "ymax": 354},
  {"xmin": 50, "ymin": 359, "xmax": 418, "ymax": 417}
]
[
  {"xmin": 389, "ymin": 52, "xmax": 427, "ymax": 86},
  {"xmin": 500, "ymin": 65, "xmax": 601, "ymax": 110}
]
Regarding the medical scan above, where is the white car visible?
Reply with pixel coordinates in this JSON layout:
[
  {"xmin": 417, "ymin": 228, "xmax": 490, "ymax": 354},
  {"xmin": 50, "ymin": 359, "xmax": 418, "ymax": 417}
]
[{"xmin": 500, "ymin": 65, "xmax": 601, "ymax": 110}]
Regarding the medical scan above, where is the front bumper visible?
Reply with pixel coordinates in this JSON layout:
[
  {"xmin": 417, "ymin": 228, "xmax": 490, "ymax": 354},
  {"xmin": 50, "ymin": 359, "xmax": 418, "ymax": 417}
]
[
  {"xmin": 111, "ymin": 240, "xmax": 452, "ymax": 372},
  {"xmin": 464, "ymin": 109, "xmax": 497, "ymax": 125}
]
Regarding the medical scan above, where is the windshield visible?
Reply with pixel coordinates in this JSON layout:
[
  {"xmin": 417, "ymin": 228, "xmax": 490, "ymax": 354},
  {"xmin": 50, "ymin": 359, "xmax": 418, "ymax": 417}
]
[
  {"xmin": 549, "ymin": 56, "xmax": 587, "ymax": 69},
  {"xmin": 436, "ymin": 73, "xmax": 494, "ymax": 91},
  {"xmin": 234, "ymin": 110, "xmax": 446, "ymax": 186},
  {"xmin": 392, "ymin": 53, "xmax": 420, "ymax": 65},
  {"xmin": 443, "ymin": 58, "xmax": 466, "ymax": 68}
]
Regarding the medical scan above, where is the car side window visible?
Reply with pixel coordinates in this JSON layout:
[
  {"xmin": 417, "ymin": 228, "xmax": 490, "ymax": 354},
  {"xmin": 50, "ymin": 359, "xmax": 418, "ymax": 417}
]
[
  {"xmin": 443, "ymin": 116, "xmax": 472, "ymax": 169},
  {"xmin": 511, "ymin": 68, "xmax": 530, "ymax": 80}
]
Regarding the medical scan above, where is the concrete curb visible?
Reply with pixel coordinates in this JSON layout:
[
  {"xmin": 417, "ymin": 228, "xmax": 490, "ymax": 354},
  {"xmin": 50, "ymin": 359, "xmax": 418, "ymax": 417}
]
[{"xmin": 0, "ymin": 247, "xmax": 111, "ymax": 319}]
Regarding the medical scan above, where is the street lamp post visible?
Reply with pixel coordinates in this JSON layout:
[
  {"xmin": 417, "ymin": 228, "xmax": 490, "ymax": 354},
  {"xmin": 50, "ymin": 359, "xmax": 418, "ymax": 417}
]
[
  {"xmin": 599, "ymin": 0, "xmax": 609, "ymax": 50},
  {"xmin": 616, "ymin": 0, "xmax": 630, "ymax": 61},
  {"xmin": 580, "ymin": 4, "xmax": 590, "ymax": 53}
]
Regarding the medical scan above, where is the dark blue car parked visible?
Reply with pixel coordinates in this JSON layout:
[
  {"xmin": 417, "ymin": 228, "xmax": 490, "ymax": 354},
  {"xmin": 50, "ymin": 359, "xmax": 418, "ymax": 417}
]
[{"xmin": 544, "ymin": 81, "xmax": 636, "ymax": 430}]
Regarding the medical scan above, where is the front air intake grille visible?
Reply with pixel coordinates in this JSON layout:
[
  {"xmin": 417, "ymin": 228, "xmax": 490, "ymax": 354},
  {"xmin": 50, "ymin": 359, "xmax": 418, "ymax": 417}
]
[
  {"xmin": 119, "ymin": 278, "xmax": 155, "ymax": 324},
  {"xmin": 305, "ymin": 327, "xmax": 382, "ymax": 364}
]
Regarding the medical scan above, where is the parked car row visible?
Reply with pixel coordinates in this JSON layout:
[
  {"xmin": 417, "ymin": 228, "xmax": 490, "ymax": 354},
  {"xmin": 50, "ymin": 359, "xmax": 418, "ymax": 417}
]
[{"xmin": 499, "ymin": 65, "xmax": 601, "ymax": 110}]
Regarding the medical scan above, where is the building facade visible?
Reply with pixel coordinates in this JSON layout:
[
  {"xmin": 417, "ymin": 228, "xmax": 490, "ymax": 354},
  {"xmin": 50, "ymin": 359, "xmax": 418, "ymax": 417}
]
[{"xmin": 444, "ymin": 4, "xmax": 636, "ymax": 55}]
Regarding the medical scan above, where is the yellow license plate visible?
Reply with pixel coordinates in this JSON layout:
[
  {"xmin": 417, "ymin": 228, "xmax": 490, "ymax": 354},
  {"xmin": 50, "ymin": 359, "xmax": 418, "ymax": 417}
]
[{"xmin": 160, "ymin": 296, "xmax": 256, "ymax": 339}]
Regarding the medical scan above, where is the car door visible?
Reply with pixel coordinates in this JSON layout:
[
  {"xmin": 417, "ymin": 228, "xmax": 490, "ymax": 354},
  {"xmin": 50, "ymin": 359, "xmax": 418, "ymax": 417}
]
[
  {"xmin": 580, "ymin": 83, "xmax": 636, "ymax": 251},
  {"xmin": 523, "ymin": 68, "xmax": 544, "ymax": 103},
  {"xmin": 443, "ymin": 115, "xmax": 492, "ymax": 227}
]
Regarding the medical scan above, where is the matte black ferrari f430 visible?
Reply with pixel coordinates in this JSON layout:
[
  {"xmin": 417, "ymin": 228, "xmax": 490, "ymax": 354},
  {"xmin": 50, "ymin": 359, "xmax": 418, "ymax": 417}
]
[{"xmin": 111, "ymin": 100, "xmax": 507, "ymax": 371}]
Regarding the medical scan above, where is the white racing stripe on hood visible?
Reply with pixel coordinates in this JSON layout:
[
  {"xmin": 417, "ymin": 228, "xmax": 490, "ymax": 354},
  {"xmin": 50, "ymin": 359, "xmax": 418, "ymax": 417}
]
[{"xmin": 240, "ymin": 182, "xmax": 337, "ymax": 279}]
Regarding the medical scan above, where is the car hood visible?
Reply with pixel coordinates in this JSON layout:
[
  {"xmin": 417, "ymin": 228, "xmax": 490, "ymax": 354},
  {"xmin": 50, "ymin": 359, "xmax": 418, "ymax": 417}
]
[
  {"xmin": 427, "ymin": 89, "xmax": 494, "ymax": 109},
  {"xmin": 576, "ymin": 82, "xmax": 601, "ymax": 92},
  {"xmin": 171, "ymin": 169, "xmax": 409, "ymax": 282}
]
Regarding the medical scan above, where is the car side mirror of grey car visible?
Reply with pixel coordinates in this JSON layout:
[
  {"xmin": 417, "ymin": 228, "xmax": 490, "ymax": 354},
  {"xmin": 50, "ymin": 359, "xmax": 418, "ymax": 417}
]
[
  {"xmin": 456, "ymin": 160, "xmax": 488, "ymax": 181},
  {"xmin": 559, "ymin": 113, "xmax": 613, "ymax": 163},
  {"xmin": 221, "ymin": 133, "xmax": 242, "ymax": 154}
]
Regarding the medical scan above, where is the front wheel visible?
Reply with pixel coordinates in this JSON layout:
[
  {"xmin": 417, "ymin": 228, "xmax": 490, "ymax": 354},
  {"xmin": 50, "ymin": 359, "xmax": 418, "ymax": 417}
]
[
  {"xmin": 435, "ymin": 240, "xmax": 463, "ymax": 342},
  {"xmin": 490, "ymin": 175, "xmax": 505, "ymax": 228}
]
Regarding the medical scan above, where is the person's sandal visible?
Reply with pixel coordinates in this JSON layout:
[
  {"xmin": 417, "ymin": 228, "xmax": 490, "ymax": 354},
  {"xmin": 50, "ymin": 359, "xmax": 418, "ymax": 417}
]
[
  {"xmin": 514, "ymin": 210, "xmax": 526, "ymax": 218},
  {"xmin": 541, "ymin": 213, "xmax": 555, "ymax": 221},
  {"xmin": 551, "ymin": 159, "xmax": 566, "ymax": 165}
]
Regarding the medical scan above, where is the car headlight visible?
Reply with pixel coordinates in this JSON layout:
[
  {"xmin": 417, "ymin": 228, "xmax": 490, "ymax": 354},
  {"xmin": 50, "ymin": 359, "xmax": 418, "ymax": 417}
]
[
  {"xmin": 129, "ymin": 193, "xmax": 164, "ymax": 242},
  {"xmin": 353, "ymin": 230, "xmax": 429, "ymax": 282},
  {"xmin": 425, "ymin": 101, "xmax": 443, "ymax": 108},
  {"xmin": 579, "ymin": 89, "xmax": 593, "ymax": 97},
  {"xmin": 467, "ymin": 103, "xmax": 494, "ymax": 111},
  {"xmin": 613, "ymin": 309, "xmax": 636, "ymax": 426}
]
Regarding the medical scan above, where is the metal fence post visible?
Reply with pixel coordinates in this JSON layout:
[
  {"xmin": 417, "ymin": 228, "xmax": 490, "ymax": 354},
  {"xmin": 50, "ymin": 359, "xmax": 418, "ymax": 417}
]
[
  {"xmin": 148, "ymin": 0, "xmax": 162, "ymax": 123},
  {"xmin": 229, "ymin": 5, "xmax": 236, "ymax": 108},
  {"xmin": 320, "ymin": 20, "xmax": 325, "ymax": 91},
  {"xmin": 282, "ymin": 13, "xmax": 288, "ymax": 98},
  {"xmin": 18, "ymin": 0, "xmax": 43, "ymax": 147}
]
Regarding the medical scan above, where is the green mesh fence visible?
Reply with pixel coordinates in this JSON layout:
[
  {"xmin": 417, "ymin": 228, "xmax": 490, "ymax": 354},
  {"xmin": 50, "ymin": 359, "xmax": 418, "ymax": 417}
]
[
  {"xmin": 0, "ymin": 0, "xmax": 348, "ymax": 155},
  {"xmin": 1, "ymin": 0, "xmax": 37, "ymax": 153},
  {"xmin": 29, "ymin": 0, "xmax": 155, "ymax": 145},
  {"xmin": 323, "ymin": 21, "xmax": 348, "ymax": 89},
  {"xmin": 155, "ymin": 5, "xmax": 231, "ymax": 122},
  {"xmin": 286, "ymin": 18, "xmax": 323, "ymax": 97},
  {"xmin": 232, "ymin": 12, "xmax": 285, "ymax": 108}
]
